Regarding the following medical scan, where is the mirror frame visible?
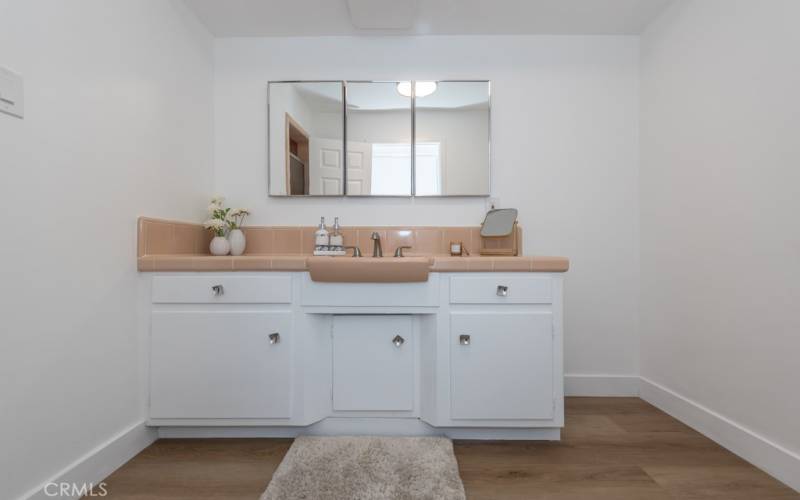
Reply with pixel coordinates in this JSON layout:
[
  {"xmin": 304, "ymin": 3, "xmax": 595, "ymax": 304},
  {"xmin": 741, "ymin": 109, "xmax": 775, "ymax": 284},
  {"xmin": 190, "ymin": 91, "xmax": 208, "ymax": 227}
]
[{"xmin": 267, "ymin": 80, "xmax": 491, "ymax": 197}]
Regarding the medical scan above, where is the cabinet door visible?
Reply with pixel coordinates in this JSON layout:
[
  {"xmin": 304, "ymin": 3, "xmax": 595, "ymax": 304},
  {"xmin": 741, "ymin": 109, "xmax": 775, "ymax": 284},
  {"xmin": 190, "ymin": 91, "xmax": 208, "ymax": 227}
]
[
  {"xmin": 450, "ymin": 312, "xmax": 553, "ymax": 420},
  {"xmin": 332, "ymin": 316, "xmax": 414, "ymax": 411},
  {"xmin": 150, "ymin": 311, "xmax": 292, "ymax": 419}
]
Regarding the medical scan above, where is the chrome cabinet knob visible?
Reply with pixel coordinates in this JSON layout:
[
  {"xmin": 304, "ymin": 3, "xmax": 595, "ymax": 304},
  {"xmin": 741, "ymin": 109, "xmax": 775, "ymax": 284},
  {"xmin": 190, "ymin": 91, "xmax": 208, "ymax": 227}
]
[
  {"xmin": 268, "ymin": 332, "xmax": 280, "ymax": 344},
  {"xmin": 496, "ymin": 285, "xmax": 509, "ymax": 297},
  {"xmin": 459, "ymin": 334, "xmax": 471, "ymax": 346},
  {"xmin": 211, "ymin": 284, "xmax": 224, "ymax": 296},
  {"xmin": 392, "ymin": 335, "xmax": 405, "ymax": 347}
]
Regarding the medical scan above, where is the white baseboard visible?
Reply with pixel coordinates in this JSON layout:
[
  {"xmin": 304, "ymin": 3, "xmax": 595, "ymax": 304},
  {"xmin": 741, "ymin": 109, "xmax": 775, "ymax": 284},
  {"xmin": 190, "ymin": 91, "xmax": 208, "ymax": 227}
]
[
  {"xmin": 564, "ymin": 374, "xmax": 640, "ymax": 396},
  {"xmin": 640, "ymin": 377, "xmax": 800, "ymax": 493},
  {"xmin": 21, "ymin": 421, "xmax": 157, "ymax": 500}
]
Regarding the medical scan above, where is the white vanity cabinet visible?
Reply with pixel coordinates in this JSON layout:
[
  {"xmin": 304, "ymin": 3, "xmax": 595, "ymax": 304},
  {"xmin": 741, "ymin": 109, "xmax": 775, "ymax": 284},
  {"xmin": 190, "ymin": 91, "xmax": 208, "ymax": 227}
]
[
  {"xmin": 443, "ymin": 274, "xmax": 561, "ymax": 425},
  {"xmin": 144, "ymin": 271, "xmax": 564, "ymax": 439},
  {"xmin": 450, "ymin": 312, "xmax": 554, "ymax": 420},
  {"xmin": 150, "ymin": 311, "xmax": 292, "ymax": 419},
  {"xmin": 332, "ymin": 315, "xmax": 415, "ymax": 412},
  {"xmin": 148, "ymin": 274, "xmax": 298, "ymax": 424}
]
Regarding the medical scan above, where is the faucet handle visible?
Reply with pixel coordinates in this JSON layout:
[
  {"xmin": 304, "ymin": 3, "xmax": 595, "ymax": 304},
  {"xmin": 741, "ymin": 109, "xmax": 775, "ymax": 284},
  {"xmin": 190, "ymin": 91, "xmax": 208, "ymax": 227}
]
[
  {"xmin": 344, "ymin": 246, "xmax": 362, "ymax": 258},
  {"xmin": 393, "ymin": 246, "xmax": 412, "ymax": 258},
  {"xmin": 370, "ymin": 231, "xmax": 380, "ymax": 240}
]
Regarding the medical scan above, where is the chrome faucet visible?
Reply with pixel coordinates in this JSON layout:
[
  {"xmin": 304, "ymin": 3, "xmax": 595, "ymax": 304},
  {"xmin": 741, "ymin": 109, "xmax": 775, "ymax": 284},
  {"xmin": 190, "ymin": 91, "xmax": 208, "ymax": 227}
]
[{"xmin": 370, "ymin": 232, "xmax": 383, "ymax": 257}]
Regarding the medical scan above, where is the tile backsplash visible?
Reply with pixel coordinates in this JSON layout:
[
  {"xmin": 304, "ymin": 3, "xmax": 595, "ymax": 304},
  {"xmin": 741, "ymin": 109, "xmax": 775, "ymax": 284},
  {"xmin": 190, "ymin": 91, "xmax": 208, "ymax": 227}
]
[{"xmin": 138, "ymin": 217, "xmax": 521, "ymax": 257}]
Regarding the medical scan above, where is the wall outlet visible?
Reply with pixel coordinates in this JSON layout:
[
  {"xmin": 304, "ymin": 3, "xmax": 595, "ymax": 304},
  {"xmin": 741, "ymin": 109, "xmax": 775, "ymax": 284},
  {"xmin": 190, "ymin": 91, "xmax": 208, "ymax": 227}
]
[{"xmin": 0, "ymin": 66, "xmax": 24, "ymax": 119}]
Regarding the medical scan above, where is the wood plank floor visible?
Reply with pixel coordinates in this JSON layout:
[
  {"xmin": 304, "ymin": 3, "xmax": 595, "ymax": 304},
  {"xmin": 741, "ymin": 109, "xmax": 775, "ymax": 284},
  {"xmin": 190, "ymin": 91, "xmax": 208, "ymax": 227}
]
[{"xmin": 94, "ymin": 398, "xmax": 798, "ymax": 499}]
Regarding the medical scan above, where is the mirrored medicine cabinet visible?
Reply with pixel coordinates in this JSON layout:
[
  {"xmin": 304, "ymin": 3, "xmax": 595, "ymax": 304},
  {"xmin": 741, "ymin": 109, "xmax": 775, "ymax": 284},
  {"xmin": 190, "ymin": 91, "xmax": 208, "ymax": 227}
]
[{"xmin": 267, "ymin": 80, "xmax": 490, "ymax": 197}]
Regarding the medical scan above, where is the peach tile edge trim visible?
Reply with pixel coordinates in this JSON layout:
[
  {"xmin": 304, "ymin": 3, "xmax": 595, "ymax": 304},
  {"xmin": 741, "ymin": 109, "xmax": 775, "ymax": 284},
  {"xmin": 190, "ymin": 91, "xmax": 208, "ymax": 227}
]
[{"xmin": 138, "ymin": 255, "xmax": 569, "ymax": 273}]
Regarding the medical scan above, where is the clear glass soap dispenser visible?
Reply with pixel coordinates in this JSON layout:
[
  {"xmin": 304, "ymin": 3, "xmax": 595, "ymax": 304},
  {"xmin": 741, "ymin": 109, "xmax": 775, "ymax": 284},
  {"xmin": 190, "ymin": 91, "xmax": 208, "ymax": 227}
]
[
  {"xmin": 329, "ymin": 217, "xmax": 343, "ymax": 247},
  {"xmin": 315, "ymin": 217, "xmax": 329, "ymax": 246}
]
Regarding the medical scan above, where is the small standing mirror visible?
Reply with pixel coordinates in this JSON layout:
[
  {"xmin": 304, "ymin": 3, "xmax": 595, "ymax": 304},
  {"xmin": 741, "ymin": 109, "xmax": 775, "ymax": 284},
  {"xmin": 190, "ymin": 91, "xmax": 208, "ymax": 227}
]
[
  {"xmin": 481, "ymin": 208, "xmax": 518, "ymax": 237},
  {"xmin": 268, "ymin": 81, "xmax": 345, "ymax": 196},
  {"xmin": 480, "ymin": 208, "xmax": 519, "ymax": 256}
]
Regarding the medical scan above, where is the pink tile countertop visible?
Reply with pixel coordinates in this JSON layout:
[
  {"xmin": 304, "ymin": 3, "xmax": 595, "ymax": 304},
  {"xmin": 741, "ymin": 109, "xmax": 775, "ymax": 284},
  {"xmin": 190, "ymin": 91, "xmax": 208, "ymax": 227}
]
[{"xmin": 136, "ymin": 217, "xmax": 569, "ymax": 273}]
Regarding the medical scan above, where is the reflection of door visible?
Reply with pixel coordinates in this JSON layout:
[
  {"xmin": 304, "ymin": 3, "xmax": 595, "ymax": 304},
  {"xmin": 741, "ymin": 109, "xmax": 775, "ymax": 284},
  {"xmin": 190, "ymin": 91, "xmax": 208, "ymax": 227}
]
[
  {"xmin": 285, "ymin": 113, "xmax": 310, "ymax": 195},
  {"xmin": 309, "ymin": 137, "xmax": 344, "ymax": 195},
  {"xmin": 346, "ymin": 141, "xmax": 372, "ymax": 195}
]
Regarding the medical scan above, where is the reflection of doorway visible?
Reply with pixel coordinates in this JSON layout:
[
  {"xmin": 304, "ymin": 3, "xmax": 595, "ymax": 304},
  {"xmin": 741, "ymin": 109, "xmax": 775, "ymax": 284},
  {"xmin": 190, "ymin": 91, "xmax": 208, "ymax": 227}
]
[{"xmin": 285, "ymin": 113, "xmax": 309, "ymax": 195}]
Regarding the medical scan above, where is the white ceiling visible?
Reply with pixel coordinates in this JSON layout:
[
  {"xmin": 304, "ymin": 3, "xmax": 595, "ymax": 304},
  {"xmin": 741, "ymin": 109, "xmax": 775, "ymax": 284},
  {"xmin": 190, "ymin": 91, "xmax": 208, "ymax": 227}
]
[{"xmin": 183, "ymin": 0, "xmax": 674, "ymax": 37}]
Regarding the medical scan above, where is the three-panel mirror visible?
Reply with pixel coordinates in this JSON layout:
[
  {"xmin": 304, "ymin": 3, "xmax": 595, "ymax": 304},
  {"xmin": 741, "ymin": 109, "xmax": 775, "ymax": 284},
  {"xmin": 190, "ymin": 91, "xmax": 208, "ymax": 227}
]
[{"xmin": 268, "ymin": 80, "xmax": 490, "ymax": 197}]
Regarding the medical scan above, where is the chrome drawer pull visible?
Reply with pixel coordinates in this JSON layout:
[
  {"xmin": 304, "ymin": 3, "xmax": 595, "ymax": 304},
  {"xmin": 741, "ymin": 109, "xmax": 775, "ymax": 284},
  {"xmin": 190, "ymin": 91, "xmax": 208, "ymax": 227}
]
[
  {"xmin": 459, "ymin": 334, "xmax": 471, "ymax": 346},
  {"xmin": 496, "ymin": 285, "xmax": 509, "ymax": 297},
  {"xmin": 268, "ymin": 332, "xmax": 280, "ymax": 344},
  {"xmin": 211, "ymin": 284, "xmax": 224, "ymax": 296},
  {"xmin": 392, "ymin": 335, "xmax": 405, "ymax": 347}
]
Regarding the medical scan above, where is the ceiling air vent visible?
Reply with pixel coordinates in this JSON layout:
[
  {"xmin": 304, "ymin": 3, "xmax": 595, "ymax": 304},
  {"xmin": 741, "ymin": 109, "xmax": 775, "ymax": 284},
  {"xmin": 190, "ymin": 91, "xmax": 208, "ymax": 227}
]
[{"xmin": 345, "ymin": 0, "xmax": 420, "ymax": 30}]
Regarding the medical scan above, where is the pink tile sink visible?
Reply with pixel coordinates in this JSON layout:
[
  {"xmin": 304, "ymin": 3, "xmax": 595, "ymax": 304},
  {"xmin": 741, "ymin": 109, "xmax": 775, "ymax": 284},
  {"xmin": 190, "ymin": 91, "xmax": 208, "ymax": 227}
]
[{"xmin": 307, "ymin": 256, "xmax": 431, "ymax": 283}]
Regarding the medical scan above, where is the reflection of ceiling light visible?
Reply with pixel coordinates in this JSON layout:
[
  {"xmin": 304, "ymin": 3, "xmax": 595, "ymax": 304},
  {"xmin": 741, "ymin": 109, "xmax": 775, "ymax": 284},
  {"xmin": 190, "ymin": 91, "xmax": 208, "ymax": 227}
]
[
  {"xmin": 396, "ymin": 82, "xmax": 413, "ymax": 97},
  {"xmin": 397, "ymin": 81, "xmax": 437, "ymax": 98},
  {"xmin": 415, "ymin": 81, "xmax": 437, "ymax": 97}
]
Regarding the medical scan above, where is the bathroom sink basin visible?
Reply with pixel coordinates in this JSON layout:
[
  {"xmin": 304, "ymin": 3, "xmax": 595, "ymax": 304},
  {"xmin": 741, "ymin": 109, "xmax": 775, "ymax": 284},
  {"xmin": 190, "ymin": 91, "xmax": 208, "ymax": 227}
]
[{"xmin": 307, "ymin": 256, "xmax": 431, "ymax": 283}]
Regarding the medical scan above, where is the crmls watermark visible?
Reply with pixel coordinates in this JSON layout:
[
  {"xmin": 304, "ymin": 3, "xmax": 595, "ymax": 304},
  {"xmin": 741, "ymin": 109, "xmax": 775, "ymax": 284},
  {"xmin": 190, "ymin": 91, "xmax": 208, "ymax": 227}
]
[{"xmin": 44, "ymin": 482, "xmax": 108, "ymax": 497}]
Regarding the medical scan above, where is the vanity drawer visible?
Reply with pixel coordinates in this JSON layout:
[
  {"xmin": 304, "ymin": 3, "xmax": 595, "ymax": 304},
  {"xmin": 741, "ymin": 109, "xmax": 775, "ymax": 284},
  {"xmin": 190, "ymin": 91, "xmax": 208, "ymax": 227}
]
[
  {"xmin": 450, "ymin": 275, "xmax": 552, "ymax": 304},
  {"xmin": 152, "ymin": 275, "xmax": 292, "ymax": 304}
]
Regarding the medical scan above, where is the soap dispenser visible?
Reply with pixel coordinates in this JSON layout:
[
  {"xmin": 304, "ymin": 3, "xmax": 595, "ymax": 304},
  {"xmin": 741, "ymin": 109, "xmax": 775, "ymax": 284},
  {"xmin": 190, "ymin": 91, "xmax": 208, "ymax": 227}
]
[
  {"xmin": 329, "ymin": 217, "xmax": 343, "ymax": 247},
  {"xmin": 315, "ymin": 217, "xmax": 329, "ymax": 247}
]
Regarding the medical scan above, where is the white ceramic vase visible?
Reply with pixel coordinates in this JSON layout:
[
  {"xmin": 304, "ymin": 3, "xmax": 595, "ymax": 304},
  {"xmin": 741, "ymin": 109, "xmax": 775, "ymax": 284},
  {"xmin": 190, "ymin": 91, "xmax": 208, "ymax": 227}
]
[
  {"xmin": 228, "ymin": 229, "xmax": 246, "ymax": 256},
  {"xmin": 209, "ymin": 236, "xmax": 230, "ymax": 256}
]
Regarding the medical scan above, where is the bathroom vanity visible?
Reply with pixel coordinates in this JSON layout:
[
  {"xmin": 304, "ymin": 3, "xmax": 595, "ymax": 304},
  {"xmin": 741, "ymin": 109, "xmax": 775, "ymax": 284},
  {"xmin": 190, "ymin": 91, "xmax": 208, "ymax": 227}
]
[{"xmin": 139, "ymin": 219, "xmax": 568, "ymax": 440}]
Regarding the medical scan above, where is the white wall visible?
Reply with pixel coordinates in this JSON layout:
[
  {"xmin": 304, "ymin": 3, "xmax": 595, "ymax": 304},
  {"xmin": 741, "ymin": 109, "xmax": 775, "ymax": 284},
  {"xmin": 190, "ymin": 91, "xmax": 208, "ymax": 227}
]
[
  {"xmin": 417, "ymin": 108, "xmax": 490, "ymax": 195},
  {"xmin": 0, "ymin": 1, "xmax": 213, "ymax": 498},
  {"xmin": 640, "ymin": 0, "xmax": 800, "ymax": 484},
  {"xmin": 214, "ymin": 36, "xmax": 641, "ymax": 381}
]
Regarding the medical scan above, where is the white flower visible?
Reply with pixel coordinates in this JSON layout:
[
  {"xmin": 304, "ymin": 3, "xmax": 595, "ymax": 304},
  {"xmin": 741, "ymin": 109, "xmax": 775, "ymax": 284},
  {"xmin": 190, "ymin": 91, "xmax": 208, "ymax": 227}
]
[
  {"xmin": 210, "ymin": 195, "xmax": 225, "ymax": 205},
  {"xmin": 207, "ymin": 203, "xmax": 222, "ymax": 214},
  {"xmin": 229, "ymin": 208, "xmax": 250, "ymax": 217},
  {"xmin": 203, "ymin": 219, "xmax": 225, "ymax": 230}
]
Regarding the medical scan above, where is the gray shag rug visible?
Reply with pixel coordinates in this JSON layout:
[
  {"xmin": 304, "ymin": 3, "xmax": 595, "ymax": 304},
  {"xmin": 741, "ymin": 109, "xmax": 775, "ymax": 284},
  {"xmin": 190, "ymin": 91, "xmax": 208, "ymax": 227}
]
[{"xmin": 261, "ymin": 436, "xmax": 466, "ymax": 500}]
